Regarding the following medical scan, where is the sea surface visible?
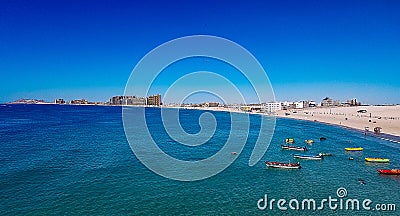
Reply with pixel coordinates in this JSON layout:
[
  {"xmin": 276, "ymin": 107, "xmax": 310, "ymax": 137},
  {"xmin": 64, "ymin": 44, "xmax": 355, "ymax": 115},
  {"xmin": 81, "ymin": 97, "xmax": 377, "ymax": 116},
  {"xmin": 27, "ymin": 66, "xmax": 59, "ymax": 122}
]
[{"xmin": 0, "ymin": 104, "xmax": 399, "ymax": 215}]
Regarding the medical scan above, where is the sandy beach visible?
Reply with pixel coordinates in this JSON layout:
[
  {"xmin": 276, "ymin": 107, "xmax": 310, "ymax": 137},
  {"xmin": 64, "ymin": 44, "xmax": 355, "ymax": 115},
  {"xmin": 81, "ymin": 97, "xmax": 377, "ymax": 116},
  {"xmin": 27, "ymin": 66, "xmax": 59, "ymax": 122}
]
[
  {"xmin": 174, "ymin": 105, "xmax": 400, "ymax": 138},
  {"xmin": 276, "ymin": 105, "xmax": 400, "ymax": 137}
]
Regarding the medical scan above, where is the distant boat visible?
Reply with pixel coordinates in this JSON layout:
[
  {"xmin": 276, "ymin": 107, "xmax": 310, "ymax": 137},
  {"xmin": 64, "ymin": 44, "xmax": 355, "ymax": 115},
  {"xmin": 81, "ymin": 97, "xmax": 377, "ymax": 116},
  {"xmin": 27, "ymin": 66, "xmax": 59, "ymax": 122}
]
[
  {"xmin": 304, "ymin": 139, "xmax": 314, "ymax": 144},
  {"xmin": 319, "ymin": 137, "xmax": 327, "ymax": 141},
  {"xmin": 318, "ymin": 152, "xmax": 332, "ymax": 156},
  {"xmin": 265, "ymin": 161, "xmax": 301, "ymax": 169},
  {"xmin": 281, "ymin": 145, "xmax": 307, "ymax": 151},
  {"xmin": 365, "ymin": 158, "xmax": 390, "ymax": 163},
  {"xmin": 231, "ymin": 152, "xmax": 238, "ymax": 155},
  {"xmin": 285, "ymin": 138, "xmax": 295, "ymax": 143},
  {"xmin": 345, "ymin": 147, "xmax": 363, "ymax": 151},
  {"xmin": 294, "ymin": 154, "xmax": 323, "ymax": 160},
  {"xmin": 378, "ymin": 169, "xmax": 400, "ymax": 175}
]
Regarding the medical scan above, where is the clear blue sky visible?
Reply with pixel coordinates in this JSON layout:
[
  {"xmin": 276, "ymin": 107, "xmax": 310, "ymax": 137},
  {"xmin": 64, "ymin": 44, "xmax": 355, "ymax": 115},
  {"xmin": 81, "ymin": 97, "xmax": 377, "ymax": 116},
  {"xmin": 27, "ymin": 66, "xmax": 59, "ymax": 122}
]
[{"xmin": 1, "ymin": 0, "xmax": 399, "ymax": 104}]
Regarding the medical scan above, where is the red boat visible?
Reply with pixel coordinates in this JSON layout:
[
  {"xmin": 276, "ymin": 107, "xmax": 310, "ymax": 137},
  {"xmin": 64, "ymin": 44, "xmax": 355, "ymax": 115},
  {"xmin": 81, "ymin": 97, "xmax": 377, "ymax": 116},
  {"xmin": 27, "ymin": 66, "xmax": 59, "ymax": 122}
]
[
  {"xmin": 265, "ymin": 161, "xmax": 301, "ymax": 169},
  {"xmin": 378, "ymin": 169, "xmax": 400, "ymax": 175}
]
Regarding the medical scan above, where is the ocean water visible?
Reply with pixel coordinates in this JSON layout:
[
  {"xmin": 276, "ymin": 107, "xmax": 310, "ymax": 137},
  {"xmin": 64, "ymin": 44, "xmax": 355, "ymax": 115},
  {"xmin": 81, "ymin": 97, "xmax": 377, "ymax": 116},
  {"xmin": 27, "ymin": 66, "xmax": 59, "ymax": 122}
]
[{"xmin": 0, "ymin": 104, "xmax": 399, "ymax": 215}]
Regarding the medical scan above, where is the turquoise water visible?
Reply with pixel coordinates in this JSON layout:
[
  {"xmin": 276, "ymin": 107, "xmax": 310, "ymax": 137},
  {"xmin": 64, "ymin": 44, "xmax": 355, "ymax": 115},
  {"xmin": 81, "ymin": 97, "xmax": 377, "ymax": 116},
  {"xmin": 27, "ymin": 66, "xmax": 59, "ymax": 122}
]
[{"xmin": 0, "ymin": 105, "xmax": 399, "ymax": 215}]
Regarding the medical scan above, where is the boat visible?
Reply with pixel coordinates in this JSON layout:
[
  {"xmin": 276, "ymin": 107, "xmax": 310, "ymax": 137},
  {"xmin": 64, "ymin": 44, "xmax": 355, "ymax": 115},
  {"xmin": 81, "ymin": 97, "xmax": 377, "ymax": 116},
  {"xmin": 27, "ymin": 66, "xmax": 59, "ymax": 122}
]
[
  {"xmin": 320, "ymin": 137, "xmax": 327, "ymax": 141},
  {"xmin": 304, "ymin": 139, "xmax": 314, "ymax": 144},
  {"xmin": 318, "ymin": 152, "xmax": 332, "ymax": 156},
  {"xmin": 365, "ymin": 158, "xmax": 390, "ymax": 163},
  {"xmin": 294, "ymin": 154, "xmax": 323, "ymax": 160},
  {"xmin": 281, "ymin": 145, "xmax": 307, "ymax": 151},
  {"xmin": 231, "ymin": 152, "xmax": 238, "ymax": 155},
  {"xmin": 345, "ymin": 147, "xmax": 363, "ymax": 151},
  {"xmin": 285, "ymin": 138, "xmax": 295, "ymax": 143},
  {"xmin": 377, "ymin": 169, "xmax": 400, "ymax": 175},
  {"xmin": 349, "ymin": 157, "xmax": 354, "ymax": 160},
  {"xmin": 265, "ymin": 161, "xmax": 301, "ymax": 169}
]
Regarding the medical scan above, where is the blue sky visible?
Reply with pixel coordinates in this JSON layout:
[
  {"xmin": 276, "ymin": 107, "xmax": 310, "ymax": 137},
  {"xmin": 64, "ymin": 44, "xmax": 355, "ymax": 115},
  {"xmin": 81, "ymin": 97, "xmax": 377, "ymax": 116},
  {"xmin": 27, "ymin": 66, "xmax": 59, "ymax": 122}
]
[{"xmin": 1, "ymin": 0, "xmax": 399, "ymax": 104}]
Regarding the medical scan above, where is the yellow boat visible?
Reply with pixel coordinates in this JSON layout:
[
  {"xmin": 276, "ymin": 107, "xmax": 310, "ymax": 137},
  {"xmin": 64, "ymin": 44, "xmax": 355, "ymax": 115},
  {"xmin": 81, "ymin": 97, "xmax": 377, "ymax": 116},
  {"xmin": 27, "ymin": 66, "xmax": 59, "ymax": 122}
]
[
  {"xmin": 285, "ymin": 138, "xmax": 295, "ymax": 143},
  {"xmin": 365, "ymin": 158, "xmax": 390, "ymax": 163},
  {"xmin": 345, "ymin": 147, "xmax": 363, "ymax": 151},
  {"xmin": 305, "ymin": 139, "xmax": 314, "ymax": 144}
]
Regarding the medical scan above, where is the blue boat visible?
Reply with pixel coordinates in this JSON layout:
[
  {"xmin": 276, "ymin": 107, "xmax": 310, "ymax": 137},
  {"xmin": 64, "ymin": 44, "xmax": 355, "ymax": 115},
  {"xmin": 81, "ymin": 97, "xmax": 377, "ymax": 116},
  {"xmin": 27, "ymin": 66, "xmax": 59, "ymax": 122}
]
[{"xmin": 294, "ymin": 154, "xmax": 323, "ymax": 160}]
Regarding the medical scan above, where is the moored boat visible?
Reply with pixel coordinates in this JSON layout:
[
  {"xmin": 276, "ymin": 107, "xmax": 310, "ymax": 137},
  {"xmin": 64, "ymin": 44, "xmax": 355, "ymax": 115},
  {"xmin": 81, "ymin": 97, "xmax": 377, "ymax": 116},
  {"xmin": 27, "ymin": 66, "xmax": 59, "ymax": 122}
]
[
  {"xmin": 285, "ymin": 138, "xmax": 295, "ymax": 143},
  {"xmin": 281, "ymin": 145, "xmax": 307, "ymax": 151},
  {"xmin": 365, "ymin": 158, "xmax": 390, "ymax": 163},
  {"xmin": 305, "ymin": 139, "xmax": 314, "ymax": 144},
  {"xmin": 320, "ymin": 137, "xmax": 327, "ymax": 141},
  {"xmin": 345, "ymin": 147, "xmax": 363, "ymax": 151},
  {"xmin": 377, "ymin": 169, "xmax": 400, "ymax": 175},
  {"xmin": 318, "ymin": 152, "xmax": 332, "ymax": 156},
  {"xmin": 265, "ymin": 161, "xmax": 301, "ymax": 169},
  {"xmin": 294, "ymin": 154, "xmax": 323, "ymax": 160}
]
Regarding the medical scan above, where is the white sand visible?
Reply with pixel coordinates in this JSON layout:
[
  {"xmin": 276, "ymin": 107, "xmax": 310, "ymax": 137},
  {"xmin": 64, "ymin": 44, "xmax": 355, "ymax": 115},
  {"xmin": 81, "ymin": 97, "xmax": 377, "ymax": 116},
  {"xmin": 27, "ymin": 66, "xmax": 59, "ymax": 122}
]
[{"xmin": 276, "ymin": 106, "xmax": 400, "ymax": 137}]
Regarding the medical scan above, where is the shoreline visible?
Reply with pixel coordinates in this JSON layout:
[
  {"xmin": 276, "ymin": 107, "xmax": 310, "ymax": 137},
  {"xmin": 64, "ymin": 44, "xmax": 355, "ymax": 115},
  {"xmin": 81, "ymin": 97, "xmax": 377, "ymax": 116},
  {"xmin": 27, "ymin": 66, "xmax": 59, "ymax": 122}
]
[{"xmin": 3, "ymin": 103, "xmax": 400, "ymax": 141}]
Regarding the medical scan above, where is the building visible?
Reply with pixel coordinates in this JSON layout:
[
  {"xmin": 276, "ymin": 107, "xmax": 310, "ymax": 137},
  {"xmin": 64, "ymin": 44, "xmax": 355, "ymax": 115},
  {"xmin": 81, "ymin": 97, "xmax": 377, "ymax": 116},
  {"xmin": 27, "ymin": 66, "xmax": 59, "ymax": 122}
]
[
  {"xmin": 321, "ymin": 97, "xmax": 333, "ymax": 107},
  {"xmin": 110, "ymin": 96, "xmax": 146, "ymax": 105},
  {"xmin": 262, "ymin": 102, "xmax": 282, "ymax": 113},
  {"xmin": 309, "ymin": 101, "xmax": 317, "ymax": 107},
  {"xmin": 55, "ymin": 98, "xmax": 65, "ymax": 104},
  {"xmin": 70, "ymin": 99, "xmax": 88, "ymax": 105},
  {"xmin": 294, "ymin": 101, "xmax": 304, "ymax": 109},
  {"xmin": 147, "ymin": 94, "xmax": 161, "ymax": 106},
  {"xmin": 346, "ymin": 98, "xmax": 361, "ymax": 106}
]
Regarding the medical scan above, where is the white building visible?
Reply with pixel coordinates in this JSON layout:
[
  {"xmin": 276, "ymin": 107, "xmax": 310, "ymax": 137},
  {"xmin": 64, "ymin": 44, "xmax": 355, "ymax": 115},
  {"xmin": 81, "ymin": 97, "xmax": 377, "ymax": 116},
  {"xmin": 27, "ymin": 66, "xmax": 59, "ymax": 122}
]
[
  {"xmin": 294, "ymin": 101, "xmax": 304, "ymax": 109},
  {"xmin": 262, "ymin": 102, "xmax": 282, "ymax": 113}
]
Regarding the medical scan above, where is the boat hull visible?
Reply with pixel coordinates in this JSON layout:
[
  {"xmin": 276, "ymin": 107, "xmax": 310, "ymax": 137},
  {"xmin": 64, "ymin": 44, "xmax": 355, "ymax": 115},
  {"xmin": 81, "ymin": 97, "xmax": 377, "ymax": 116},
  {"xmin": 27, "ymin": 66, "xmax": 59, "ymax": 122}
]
[
  {"xmin": 365, "ymin": 158, "xmax": 390, "ymax": 163},
  {"xmin": 281, "ymin": 145, "xmax": 307, "ymax": 151},
  {"xmin": 378, "ymin": 169, "xmax": 400, "ymax": 175},
  {"xmin": 265, "ymin": 161, "xmax": 301, "ymax": 169},
  {"xmin": 345, "ymin": 147, "xmax": 363, "ymax": 151},
  {"xmin": 294, "ymin": 154, "xmax": 323, "ymax": 160}
]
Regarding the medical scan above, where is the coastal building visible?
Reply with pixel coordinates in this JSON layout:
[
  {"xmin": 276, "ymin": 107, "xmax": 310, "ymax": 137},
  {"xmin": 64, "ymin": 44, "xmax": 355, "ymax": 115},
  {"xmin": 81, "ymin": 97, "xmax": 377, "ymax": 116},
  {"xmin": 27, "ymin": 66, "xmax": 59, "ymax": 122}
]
[
  {"xmin": 294, "ymin": 101, "xmax": 304, "ymax": 109},
  {"xmin": 321, "ymin": 97, "xmax": 333, "ymax": 107},
  {"xmin": 201, "ymin": 102, "xmax": 219, "ymax": 107},
  {"xmin": 309, "ymin": 101, "xmax": 317, "ymax": 107},
  {"xmin": 70, "ymin": 99, "xmax": 88, "ymax": 105},
  {"xmin": 346, "ymin": 98, "xmax": 361, "ymax": 106},
  {"xmin": 55, "ymin": 98, "xmax": 65, "ymax": 104},
  {"xmin": 262, "ymin": 102, "xmax": 282, "ymax": 113},
  {"xmin": 110, "ymin": 96, "xmax": 146, "ymax": 105},
  {"xmin": 147, "ymin": 94, "xmax": 161, "ymax": 106}
]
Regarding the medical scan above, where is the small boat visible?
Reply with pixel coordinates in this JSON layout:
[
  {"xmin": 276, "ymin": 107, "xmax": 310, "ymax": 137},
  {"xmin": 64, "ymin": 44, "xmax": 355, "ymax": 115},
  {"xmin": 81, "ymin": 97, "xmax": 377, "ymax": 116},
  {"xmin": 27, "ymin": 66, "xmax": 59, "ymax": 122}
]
[
  {"xmin": 358, "ymin": 179, "xmax": 366, "ymax": 185},
  {"xmin": 285, "ymin": 138, "xmax": 295, "ymax": 143},
  {"xmin": 365, "ymin": 158, "xmax": 390, "ymax": 163},
  {"xmin": 231, "ymin": 152, "xmax": 238, "ymax": 155},
  {"xmin": 349, "ymin": 157, "xmax": 354, "ymax": 160},
  {"xmin": 304, "ymin": 139, "xmax": 314, "ymax": 144},
  {"xmin": 281, "ymin": 145, "xmax": 307, "ymax": 151},
  {"xmin": 318, "ymin": 152, "xmax": 332, "ymax": 156},
  {"xmin": 378, "ymin": 169, "xmax": 400, "ymax": 175},
  {"xmin": 345, "ymin": 147, "xmax": 363, "ymax": 151},
  {"xmin": 294, "ymin": 154, "xmax": 323, "ymax": 160},
  {"xmin": 320, "ymin": 137, "xmax": 327, "ymax": 141},
  {"xmin": 265, "ymin": 161, "xmax": 301, "ymax": 169}
]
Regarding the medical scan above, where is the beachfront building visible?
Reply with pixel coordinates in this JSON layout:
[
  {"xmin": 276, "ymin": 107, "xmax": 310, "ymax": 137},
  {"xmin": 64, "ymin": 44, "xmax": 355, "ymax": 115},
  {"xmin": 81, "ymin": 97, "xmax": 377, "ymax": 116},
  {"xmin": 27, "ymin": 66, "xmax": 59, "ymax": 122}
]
[
  {"xmin": 201, "ymin": 102, "xmax": 219, "ymax": 107},
  {"xmin": 309, "ymin": 101, "xmax": 317, "ymax": 107},
  {"xmin": 321, "ymin": 97, "xmax": 333, "ymax": 107},
  {"xmin": 346, "ymin": 98, "xmax": 361, "ymax": 106},
  {"xmin": 70, "ymin": 99, "xmax": 88, "ymax": 105},
  {"xmin": 55, "ymin": 98, "xmax": 65, "ymax": 104},
  {"xmin": 147, "ymin": 94, "xmax": 162, "ymax": 106},
  {"xmin": 110, "ymin": 96, "xmax": 146, "ymax": 105},
  {"xmin": 294, "ymin": 101, "xmax": 304, "ymax": 109},
  {"xmin": 262, "ymin": 102, "xmax": 282, "ymax": 113}
]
